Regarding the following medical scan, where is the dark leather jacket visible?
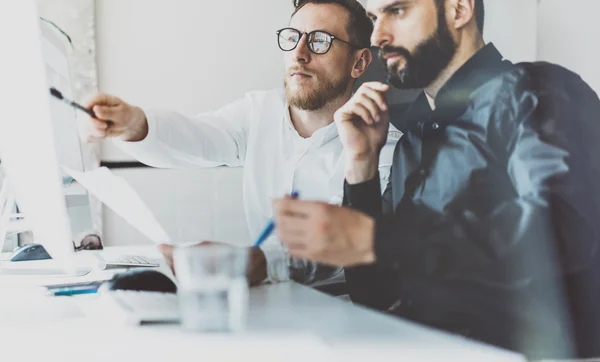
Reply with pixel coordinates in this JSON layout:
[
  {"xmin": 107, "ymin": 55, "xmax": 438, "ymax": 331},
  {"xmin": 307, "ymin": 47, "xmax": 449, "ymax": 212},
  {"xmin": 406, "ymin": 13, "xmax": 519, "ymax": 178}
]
[{"xmin": 343, "ymin": 44, "xmax": 600, "ymax": 359}]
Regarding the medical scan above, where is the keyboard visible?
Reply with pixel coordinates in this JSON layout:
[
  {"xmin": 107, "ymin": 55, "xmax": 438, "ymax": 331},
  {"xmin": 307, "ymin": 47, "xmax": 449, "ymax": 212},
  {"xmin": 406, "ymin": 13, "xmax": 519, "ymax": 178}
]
[
  {"xmin": 104, "ymin": 290, "xmax": 179, "ymax": 324},
  {"xmin": 96, "ymin": 254, "xmax": 160, "ymax": 269}
]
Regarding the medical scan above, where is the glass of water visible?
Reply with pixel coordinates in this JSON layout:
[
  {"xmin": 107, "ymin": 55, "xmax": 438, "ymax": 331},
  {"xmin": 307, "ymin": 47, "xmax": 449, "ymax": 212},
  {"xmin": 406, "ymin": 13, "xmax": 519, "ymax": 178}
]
[{"xmin": 173, "ymin": 244, "xmax": 249, "ymax": 333}]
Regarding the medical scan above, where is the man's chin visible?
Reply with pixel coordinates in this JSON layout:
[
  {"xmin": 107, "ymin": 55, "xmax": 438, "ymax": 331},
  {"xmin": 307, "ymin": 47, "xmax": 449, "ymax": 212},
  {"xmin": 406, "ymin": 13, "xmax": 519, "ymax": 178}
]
[
  {"xmin": 387, "ymin": 70, "xmax": 413, "ymax": 90},
  {"xmin": 386, "ymin": 61, "xmax": 407, "ymax": 77},
  {"xmin": 287, "ymin": 88, "xmax": 316, "ymax": 101}
]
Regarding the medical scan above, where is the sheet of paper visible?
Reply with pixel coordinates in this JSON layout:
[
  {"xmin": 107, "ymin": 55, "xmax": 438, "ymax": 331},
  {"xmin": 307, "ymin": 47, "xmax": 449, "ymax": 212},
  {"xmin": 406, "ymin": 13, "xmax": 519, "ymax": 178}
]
[{"xmin": 63, "ymin": 166, "xmax": 171, "ymax": 244}]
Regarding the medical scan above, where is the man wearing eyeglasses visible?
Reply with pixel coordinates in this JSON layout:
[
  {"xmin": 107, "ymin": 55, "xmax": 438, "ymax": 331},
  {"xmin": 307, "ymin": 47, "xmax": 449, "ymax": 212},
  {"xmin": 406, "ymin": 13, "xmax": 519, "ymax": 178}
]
[{"xmin": 82, "ymin": 0, "xmax": 400, "ymax": 286}]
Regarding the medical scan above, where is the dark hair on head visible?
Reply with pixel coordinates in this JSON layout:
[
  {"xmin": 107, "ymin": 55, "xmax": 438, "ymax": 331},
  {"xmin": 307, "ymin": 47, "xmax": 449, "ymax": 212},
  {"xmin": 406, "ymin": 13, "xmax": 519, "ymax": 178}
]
[
  {"xmin": 292, "ymin": 0, "xmax": 373, "ymax": 48},
  {"xmin": 474, "ymin": 0, "xmax": 485, "ymax": 35},
  {"xmin": 435, "ymin": 0, "xmax": 485, "ymax": 34}
]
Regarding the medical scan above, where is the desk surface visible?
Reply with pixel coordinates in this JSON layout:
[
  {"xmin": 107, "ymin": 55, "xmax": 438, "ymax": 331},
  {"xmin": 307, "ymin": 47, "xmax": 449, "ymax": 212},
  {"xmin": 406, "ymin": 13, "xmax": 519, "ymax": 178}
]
[{"xmin": 0, "ymin": 246, "xmax": 526, "ymax": 362}]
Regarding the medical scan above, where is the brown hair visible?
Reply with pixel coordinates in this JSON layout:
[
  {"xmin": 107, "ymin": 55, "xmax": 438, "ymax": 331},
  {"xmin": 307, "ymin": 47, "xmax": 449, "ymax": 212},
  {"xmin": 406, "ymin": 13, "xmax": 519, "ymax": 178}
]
[{"xmin": 292, "ymin": 0, "xmax": 374, "ymax": 48}]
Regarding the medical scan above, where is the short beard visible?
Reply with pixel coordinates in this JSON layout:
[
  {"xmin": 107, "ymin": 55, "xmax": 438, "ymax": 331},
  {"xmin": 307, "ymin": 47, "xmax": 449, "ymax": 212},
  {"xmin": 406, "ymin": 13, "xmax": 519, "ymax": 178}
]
[
  {"xmin": 380, "ymin": 5, "xmax": 457, "ymax": 89},
  {"xmin": 285, "ymin": 74, "xmax": 350, "ymax": 111}
]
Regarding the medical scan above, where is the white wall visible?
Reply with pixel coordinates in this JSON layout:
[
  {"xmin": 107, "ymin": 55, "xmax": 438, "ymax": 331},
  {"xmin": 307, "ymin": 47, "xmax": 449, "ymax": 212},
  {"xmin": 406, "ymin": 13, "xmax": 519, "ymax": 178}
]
[
  {"xmin": 484, "ymin": 0, "xmax": 538, "ymax": 62},
  {"xmin": 537, "ymin": 0, "xmax": 600, "ymax": 93}
]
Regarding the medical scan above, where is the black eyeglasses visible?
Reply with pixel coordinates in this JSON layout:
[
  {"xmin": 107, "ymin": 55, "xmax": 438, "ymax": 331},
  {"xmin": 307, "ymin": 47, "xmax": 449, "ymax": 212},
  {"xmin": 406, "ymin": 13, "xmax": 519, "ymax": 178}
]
[{"xmin": 276, "ymin": 27, "xmax": 361, "ymax": 55}]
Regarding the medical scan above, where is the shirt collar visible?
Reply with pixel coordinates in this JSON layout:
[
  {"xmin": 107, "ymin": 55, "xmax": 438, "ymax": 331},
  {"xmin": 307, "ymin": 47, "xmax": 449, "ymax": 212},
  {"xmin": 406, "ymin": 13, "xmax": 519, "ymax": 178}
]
[
  {"xmin": 425, "ymin": 92, "xmax": 436, "ymax": 110},
  {"xmin": 284, "ymin": 105, "xmax": 339, "ymax": 146}
]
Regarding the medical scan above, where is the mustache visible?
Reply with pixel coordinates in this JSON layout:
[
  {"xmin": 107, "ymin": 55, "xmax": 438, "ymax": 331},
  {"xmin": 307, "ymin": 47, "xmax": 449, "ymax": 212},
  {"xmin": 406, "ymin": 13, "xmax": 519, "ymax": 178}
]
[{"xmin": 379, "ymin": 46, "xmax": 412, "ymax": 61}]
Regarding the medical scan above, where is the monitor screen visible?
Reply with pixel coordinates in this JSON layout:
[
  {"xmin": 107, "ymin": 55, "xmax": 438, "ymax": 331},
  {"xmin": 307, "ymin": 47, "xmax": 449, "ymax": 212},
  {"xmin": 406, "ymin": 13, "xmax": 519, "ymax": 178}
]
[{"xmin": 40, "ymin": 22, "xmax": 85, "ymax": 183}]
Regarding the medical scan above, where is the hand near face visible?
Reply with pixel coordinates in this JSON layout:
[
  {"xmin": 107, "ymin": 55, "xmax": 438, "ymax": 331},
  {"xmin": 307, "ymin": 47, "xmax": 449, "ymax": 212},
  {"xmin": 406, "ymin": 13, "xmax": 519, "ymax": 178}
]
[
  {"xmin": 334, "ymin": 82, "xmax": 391, "ymax": 184},
  {"xmin": 272, "ymin": 198, "xmax": 376, "ymax": 267}
]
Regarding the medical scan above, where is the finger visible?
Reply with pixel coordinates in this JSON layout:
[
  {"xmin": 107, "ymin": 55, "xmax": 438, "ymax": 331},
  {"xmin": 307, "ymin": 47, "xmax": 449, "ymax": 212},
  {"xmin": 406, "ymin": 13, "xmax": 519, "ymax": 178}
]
[
  {"xmin": 352, "ymin": 103, "xmax": 376, "ymax": 125},
  {"xmin": 199, "ymin": 241, "xmax": 217, "ymax": 246},
  {"xmin": 356, "ymin": 95, "xmax": 382, "ymax": 123},
  {"xmin": 92, "ymin": 104, "xmax": 121, "ymax": 122},
  {"xmin": 362, "ymin": 82, "xmax": 390, "ymax": 93},
  {"xmin": 276, "ymin": 215, "xmax": 309, "ymax": 237},
  {"xmin": 274, "ymin": 199, "xmax": 326, "ymax": 218},
  {"xmin": 90, "ymin": 117, "xmax": 109, "ymax": 130},
  {"xmin": 158, "ymin": 244, "xmax": 174, "ymax": 257},
  {"xmin": 283, "ymin": 192, "xmax": 300, "ymax": 200},
  {"xmin": 273, "ymin": 199, "xmax": 308, "ymax": 219},
  {"xmin": 85, "ymin": 134, "xmax": 104, "ymax": 143},
  {"xmin": 84, "ymin": 93, "xmax": 121, "ymax": 109},
  {"xmin": 89, "ymin": 126, "xmax": 107, "ymax": 139},
  {"xmin": 278, "ymin": 233, "xmax": 308, "ymax": 250},
  {"xmin": 158, "ymin": 244, "xmax": 175, "ymax": 271},
  {"xmin": 359, "ymin": 86, "xmax": 388, "ymax": 113}
]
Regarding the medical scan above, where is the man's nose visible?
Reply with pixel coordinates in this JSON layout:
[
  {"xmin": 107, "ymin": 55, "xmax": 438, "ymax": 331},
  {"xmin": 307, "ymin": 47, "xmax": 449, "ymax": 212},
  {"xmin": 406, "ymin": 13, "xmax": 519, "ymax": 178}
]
[
  {"xmin": 371, "ymin": 19, "xmax": 393, "ymax": 48},
  {"xmin": 291, "ymin": 33, "xmax": 311, "ymax": 63}
]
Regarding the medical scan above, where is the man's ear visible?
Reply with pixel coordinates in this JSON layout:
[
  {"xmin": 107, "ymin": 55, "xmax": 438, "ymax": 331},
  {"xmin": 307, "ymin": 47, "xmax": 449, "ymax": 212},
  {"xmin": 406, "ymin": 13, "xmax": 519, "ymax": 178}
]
[
  {"xmin": 450, "ymin": 0, "xmax": 476, "ymax": 31},
  {"xmin": 351, "ymin": 48, "xmax": 373, "ymax": 79}
]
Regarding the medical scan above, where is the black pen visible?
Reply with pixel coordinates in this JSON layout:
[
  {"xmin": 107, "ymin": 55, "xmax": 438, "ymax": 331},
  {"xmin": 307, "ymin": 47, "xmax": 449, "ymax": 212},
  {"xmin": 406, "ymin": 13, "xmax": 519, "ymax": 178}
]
[{"xmin": 49, "ymin": 87, "xmax": 96, "ymax": 118}]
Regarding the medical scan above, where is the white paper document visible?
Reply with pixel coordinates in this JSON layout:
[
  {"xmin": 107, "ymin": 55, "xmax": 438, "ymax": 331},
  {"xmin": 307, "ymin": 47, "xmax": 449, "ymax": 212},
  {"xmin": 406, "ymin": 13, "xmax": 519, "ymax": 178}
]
[{"xmin": 63, "ymin": 167, "xmax": 171, "ymax": 244}]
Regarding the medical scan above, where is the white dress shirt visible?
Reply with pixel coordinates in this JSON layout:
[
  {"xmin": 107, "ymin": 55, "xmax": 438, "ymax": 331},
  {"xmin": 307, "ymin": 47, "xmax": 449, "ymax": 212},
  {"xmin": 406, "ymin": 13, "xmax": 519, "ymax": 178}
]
[{"xmin": 116, "ymin": 88, "xmax": 401, "ymax": 284}]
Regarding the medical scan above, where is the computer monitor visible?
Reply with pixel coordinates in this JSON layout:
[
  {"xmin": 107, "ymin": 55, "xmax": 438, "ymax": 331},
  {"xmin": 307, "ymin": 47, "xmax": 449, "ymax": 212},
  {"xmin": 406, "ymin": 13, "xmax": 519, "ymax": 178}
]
[{"xmin": 0, "ymin": 0, "xmax": 77, "ymax": 271}]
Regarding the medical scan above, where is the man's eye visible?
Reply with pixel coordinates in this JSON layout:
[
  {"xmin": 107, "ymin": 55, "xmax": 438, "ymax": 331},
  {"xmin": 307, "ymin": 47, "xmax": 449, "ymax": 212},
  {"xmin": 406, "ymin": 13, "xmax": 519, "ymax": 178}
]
[{"xmin": 392, "ymin": 7, "xmax": 406, "ymax": 16}]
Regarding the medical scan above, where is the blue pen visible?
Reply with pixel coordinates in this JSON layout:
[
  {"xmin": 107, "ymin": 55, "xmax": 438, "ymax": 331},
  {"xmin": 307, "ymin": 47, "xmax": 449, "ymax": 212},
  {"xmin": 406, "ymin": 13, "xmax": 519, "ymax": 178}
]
[
  {"xmin": 253, "ymin": 191, "xmax": 299, "ymax": 249},
  {"xmin": 51, "ymin": 286, "xmax": 100, "ymax": 297}
]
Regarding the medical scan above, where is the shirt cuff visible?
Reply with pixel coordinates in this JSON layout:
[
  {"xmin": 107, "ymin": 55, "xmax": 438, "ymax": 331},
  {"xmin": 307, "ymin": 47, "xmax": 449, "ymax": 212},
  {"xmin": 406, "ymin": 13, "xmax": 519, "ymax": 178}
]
[
  {"xmin": 343, "ymin": 174, "xmax": 382, "ymax": 217},
  {"xmin": 260, "ymin": 243, "xmax": 290, "ymax": 284}
]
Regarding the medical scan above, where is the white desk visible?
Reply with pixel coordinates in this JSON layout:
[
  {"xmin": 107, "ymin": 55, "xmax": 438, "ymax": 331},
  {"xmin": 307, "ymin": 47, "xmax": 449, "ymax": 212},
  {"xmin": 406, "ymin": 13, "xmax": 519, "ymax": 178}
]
[{"xmin": 0, "ymin": 246, "xmax": 526, "ymax": 362}]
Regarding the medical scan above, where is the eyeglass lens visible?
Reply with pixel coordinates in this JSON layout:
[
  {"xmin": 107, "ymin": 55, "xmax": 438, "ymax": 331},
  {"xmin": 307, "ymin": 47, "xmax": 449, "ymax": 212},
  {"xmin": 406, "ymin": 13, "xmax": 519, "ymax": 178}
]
[{"xmin": 278, "ymin": 28, "xmax": 333, "ymax": 54}]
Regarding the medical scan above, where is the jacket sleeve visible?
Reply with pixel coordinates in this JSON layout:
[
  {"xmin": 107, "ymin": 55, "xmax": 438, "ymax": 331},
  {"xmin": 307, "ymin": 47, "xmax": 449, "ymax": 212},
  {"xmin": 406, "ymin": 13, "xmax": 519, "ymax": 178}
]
[{"xmin": 115, "ymin": 94, "xmax": 255, "ymax": 168}]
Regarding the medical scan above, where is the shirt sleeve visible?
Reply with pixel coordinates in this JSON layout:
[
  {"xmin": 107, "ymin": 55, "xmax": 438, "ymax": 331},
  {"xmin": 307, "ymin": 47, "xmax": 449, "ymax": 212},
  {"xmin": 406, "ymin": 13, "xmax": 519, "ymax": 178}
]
[
  {"xmin": 115, "ymin": 94, "xmax": 254, "ymax": 168},
  {"xmin": 260, "ymin": 240, "xmax": 344, "ymax": 285},
  {"xmin": 259, "ymin": 237, "xmax": 290, "ymax": 283},
  {"xmin": 377, "ymin": 124, "xmax": 403, "ymax": 191}
]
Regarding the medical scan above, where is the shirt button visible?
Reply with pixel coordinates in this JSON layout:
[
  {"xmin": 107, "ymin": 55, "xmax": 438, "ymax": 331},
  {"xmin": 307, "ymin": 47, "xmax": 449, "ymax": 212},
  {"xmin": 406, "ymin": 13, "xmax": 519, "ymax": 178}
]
[
  {"xmin": 392, "ymin": 262, "xmax": 401, "ymax": 270},
  {"xmin": 432, "ymin": 123, "xmax": 440, "ymax": 130},
  {"xmin": 419, "ymin": 169, "xmax": 426, "ymax": 177}
]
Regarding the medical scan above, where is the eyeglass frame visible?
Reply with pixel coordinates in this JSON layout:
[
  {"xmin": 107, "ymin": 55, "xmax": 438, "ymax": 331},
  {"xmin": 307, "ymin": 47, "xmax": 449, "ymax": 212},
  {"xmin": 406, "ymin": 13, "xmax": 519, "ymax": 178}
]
[{"xmin": 276, "ymin": 27, "xmax": 363, "ymax": 55}]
